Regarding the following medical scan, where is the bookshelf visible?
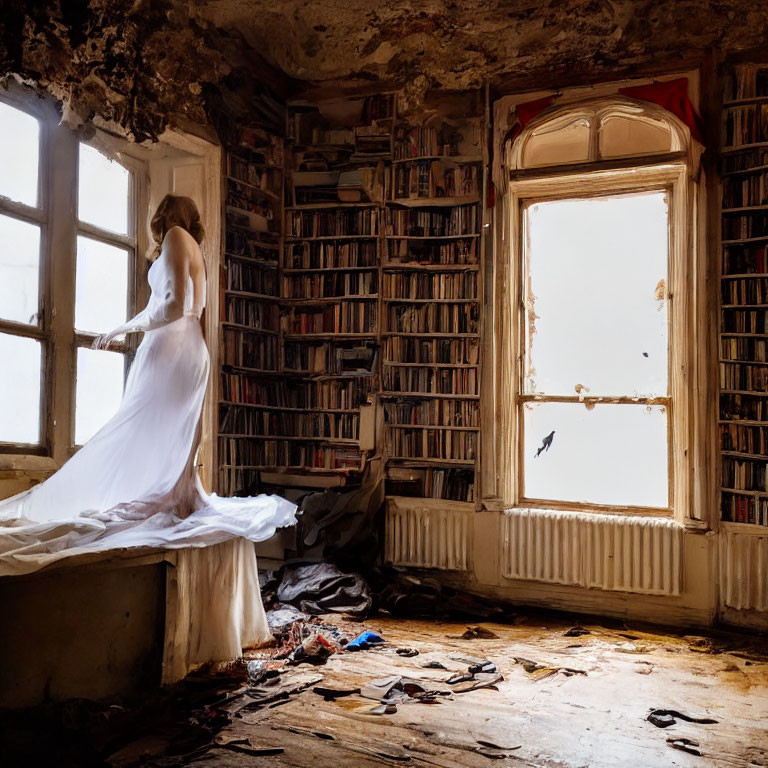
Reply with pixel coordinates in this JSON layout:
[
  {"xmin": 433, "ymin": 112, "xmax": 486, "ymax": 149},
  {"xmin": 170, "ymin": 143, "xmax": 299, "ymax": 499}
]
[
  {"xmin": 720, "ymin": 62, "xmax": 768, "ymax": 526},
  {"xmin": 382, "ymin": 108, "xmax": 484, "ymax": 504},
  {"xmin": 276, "ymin": 94, "xmax": 393, "ymax": 481},
  {"xmin": 216, "ymin": 92, "xmax": 486, "ymax": 505},
  {"xmin": 219, "ymin": 127, "xmax": 285, "ymax": 496}
]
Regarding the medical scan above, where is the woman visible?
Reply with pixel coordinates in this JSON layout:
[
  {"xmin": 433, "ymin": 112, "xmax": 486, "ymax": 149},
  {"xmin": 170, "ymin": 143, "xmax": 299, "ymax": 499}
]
[{"xmin": 0, "ymin": 195, "xmax": 296, "ymax": 574}]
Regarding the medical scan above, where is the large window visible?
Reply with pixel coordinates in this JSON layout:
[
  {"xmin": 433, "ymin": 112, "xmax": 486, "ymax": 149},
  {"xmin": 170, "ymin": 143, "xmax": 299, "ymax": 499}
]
[
  {"xmin": 498, "ymin": 96, "xmax": 701, "ymax": 518},
  {"xmin": 521, "ymin": 190, "xmax": 670, "ymax": 509},
  {"xmin": 0, "ymin": 91, "xmax": 139, "ymax": 457},
  {"xmin": 74, "ymin": 144, "xmax": 134, "ymax": 444},
  {"xmin": 0, "ymin": 101, "xmax": 45, "ymax": 445}
]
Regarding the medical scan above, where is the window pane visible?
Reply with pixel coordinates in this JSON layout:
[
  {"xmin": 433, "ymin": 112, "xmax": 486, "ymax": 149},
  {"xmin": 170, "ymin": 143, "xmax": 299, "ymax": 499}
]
[
  {"xmin": 525, "ymin": 192, "xmax": 669, "ymax": 397},
  {"xmin": 78, "ymin": 143, "xmax": 130, "ymax": 235},
  {"xmin": 0, "ymin": 333, "xmax": 41, "ymax": 444},
  {"xmin": 75, "ymin": 236, "xmax": 129, "ymax": 334},
  {"xmin": 523, "ymin": 401, "xmax": 668, "ymax": 508},
  {"xmin": 0, "ymin": 102, "xmax": 39, "ymax": 207},
  {"xmin": 75, "ymin": 347, "xmax": 124, "ymax": 444},
  {"xmin": 0, "ymin": 214, "xmax": 40, "ymax": 325},
  {"xmin": 599, "ymin": 115, "xmax": 672, "ymax": 159},
  {"xmin": 522, "ymin": 117, "xmax": 591, "ymax": 168}
]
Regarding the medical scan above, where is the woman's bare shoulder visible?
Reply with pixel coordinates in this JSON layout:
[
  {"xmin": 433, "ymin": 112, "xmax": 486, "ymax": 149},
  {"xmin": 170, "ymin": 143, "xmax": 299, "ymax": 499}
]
[{"xmin": 164, "ymin": 224, "xmax": 196, "ymax": 245}]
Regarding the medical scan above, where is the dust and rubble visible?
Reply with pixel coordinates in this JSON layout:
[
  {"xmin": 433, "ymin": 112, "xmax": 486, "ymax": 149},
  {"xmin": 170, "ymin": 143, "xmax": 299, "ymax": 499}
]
[{"xmin": 2, "ymin": 600, "xmax": 767, "ymax": 767}]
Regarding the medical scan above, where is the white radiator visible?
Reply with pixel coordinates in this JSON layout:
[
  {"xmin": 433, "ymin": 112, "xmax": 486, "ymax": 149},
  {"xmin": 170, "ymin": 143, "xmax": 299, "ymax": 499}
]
[
  {"xmin": 719, "ymin": 529, "xmax": 768, "ymax": 611},
  {"xmin": 385, "ymin": 499, "xmax": 471, "ymax": 571},
  {"xmin": 502, "ymin": 508, "xmax": 682, "ymax": 596}
]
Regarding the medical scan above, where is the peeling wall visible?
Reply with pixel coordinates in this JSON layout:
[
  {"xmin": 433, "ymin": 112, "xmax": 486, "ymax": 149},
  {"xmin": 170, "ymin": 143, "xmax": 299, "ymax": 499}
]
[{"xmin": 0, "ymin": 0, "xmax": 291, "ymax": 141}]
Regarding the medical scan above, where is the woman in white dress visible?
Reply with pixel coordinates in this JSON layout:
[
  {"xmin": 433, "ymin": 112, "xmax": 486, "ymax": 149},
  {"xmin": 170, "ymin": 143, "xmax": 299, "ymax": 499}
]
[{"xmin": 0, "ymin": 194, "xmax": 297, "ymax": 575}]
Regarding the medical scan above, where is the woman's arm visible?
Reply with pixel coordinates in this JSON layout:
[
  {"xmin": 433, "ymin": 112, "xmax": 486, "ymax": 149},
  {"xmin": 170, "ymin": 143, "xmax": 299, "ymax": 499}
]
[{"xmin": 92, "ymin": 227, "xmax": 190, "ymax": 349}]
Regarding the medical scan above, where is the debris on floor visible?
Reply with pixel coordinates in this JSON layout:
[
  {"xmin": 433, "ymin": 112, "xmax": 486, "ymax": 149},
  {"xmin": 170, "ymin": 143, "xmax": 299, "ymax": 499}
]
[
  {"xmin": 372, "ymin": 567, "xmax": 516, "ymax": 621},
  {"xmin": 312, "ymin": 685, "xmax": 361, "ymax": 701},
  {"xmin": 647, "ymin": 708, "xmax": 718, "ymax": 728},
  {"xmin": 616, "ymin": 641, "xmax": 651, "ymax": 653},
  {"xmin": 274, "ymin": 562, "xmax": 372, "ymax": 617},
  {"xmin": 346, "ymin": 630, "xmax": 386, "ymax": 651},
  {"xmin": 457, "ymin": 625, "xmax": 499, "ymax": 639},
  {"xmin": 2, "ymin": 611, "xmax": 768, "ymax": 768},
  {"xmin": 666, "ymin": 736, "xmax": 702, "ymax": 756},
  {"xmin": 360, "ymin": 674, "xmax": 452, "ymax": 704},
  {"xmin": 564, "ymin": 625, "xmax": 591, "ymax": 637},
  {"xmin": 512, "ymin": 655, "xmax": 588, "ymax": 680}
]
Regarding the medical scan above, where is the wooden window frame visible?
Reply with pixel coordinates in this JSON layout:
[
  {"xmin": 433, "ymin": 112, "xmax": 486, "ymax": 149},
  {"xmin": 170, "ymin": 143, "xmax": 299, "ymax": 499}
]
[
  {"xmin": 484, "ymin": 87, "xmax": 713, "ymax": 528},
  {"xmin": 511, "ymin": 166, "xmax": 686, "ymax": 517},
  {"xmin": 0, "ymin": 87, "xmax": 57, "ymax": 458},
  {"xmin": 0, "ymin": 85, "xmax": 144, "ymax": 468},
  {"xmin": 72, "ymin": 145, "xmax": 141, "ymax": 447}
]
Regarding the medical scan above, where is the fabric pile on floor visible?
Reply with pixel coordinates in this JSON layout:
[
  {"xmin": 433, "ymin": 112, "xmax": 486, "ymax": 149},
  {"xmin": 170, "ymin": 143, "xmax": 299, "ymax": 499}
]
[{"xmin": 261, "ymin": 561, "xmax": 372, "ymax": 619}]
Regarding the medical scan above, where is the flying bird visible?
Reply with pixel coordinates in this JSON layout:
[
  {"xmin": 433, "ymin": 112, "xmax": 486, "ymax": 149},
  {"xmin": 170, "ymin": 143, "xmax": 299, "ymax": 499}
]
[{"xmin": 534, "ymin": 430, "xmax": 555, "ymax": 458}]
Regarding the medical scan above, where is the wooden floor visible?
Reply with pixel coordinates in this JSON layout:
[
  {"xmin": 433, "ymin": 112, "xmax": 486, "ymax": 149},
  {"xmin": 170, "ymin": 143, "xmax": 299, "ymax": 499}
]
[{"xmin": 191, "ymin": 614, "xmax": 768, "ymax": 768}]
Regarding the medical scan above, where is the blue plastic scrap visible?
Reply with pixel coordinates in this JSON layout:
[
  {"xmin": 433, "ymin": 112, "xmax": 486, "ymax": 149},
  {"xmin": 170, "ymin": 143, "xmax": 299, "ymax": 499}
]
[{"xmin": 346, "ymin": 631, "xmax": 386, "ymax": 651}]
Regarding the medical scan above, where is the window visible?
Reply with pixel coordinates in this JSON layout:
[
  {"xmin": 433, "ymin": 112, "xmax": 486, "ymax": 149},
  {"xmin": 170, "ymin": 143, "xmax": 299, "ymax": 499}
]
[
  {"xmin": 521, "ymin": 191, "xmax": 670, "ymax": 509},
  {"xmin": 74, "ymin": 144, "xmax": 134, "ymax": 444},
  {"xmin": 0, "ymin": 87, "xmax": 140, "ymax": 458},
  {"xmin": 496, "ymin": 95, "xmax": 702, "ymax": 519},
  {"xmin": 0, "ymin": 100, "xmax": 45, "ymax": 448}
]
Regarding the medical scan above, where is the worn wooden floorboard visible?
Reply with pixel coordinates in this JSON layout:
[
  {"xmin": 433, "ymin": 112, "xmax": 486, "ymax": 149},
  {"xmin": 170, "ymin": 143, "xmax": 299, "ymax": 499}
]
[{"xmin": 200, "ymin": 616, "xmax": 768, "ymax": 768}]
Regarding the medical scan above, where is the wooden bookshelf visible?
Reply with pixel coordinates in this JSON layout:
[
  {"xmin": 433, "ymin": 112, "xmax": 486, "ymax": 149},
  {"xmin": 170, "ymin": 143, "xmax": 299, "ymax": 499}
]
[
  {"xmin": 217, "ymin": 92, "xmax": 486, "ymax": 503},
  {"xmin": 218, "ymin": 126, "xmax": 285, "ymax": 496},
  {"xmin": 720, "ymin": 62, "xmax": 768, "ymax": 526},
  {"xmin": 379, "ymin": 107, "xmax": 484, "ymax": 503},
  {"xmin": 271, "ymin": 93, "xmax": 395, "ymax": 483}
]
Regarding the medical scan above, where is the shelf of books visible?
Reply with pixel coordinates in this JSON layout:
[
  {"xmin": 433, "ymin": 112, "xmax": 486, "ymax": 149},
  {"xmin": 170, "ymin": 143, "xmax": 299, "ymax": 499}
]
[
  {"xmin": 278, "ymin": 94, "xmax": 394, "ymax": 483},
  {"xmin": 720, "ymin": 62, "xmax": 768, "ymax": 526},
  {"xmin": 382, "ymin": 109, "xmax": 484, "ymax": 504},
  {"xmin": 218, "ymin": 127, "xmax": 285, "ymax": 496},
  {"xmin": 218, "ymin": 93, "xmax": 485, "ymax": 502}
]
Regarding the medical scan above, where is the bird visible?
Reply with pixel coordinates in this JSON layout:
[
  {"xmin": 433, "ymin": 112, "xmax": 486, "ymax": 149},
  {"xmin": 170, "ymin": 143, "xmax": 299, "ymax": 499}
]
[{"xmin": 534, "ymin": 430, "xmax": 555, "ymax": 458}]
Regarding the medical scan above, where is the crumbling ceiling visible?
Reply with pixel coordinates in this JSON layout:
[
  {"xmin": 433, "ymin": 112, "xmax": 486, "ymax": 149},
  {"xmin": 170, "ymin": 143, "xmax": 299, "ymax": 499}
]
[
  {"xmin": 1, "ymin": 0, "xmax": 767, "ymax": 140},
  {"xmin": 194, "ymin": 0, "xmax": 768, "ymax": 91}
]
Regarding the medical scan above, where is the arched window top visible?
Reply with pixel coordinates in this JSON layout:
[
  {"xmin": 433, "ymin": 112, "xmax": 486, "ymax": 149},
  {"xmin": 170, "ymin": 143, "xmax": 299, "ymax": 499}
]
[{"xmin": 511, "ymin": 98, "xmax": 691, "ymax": 171}]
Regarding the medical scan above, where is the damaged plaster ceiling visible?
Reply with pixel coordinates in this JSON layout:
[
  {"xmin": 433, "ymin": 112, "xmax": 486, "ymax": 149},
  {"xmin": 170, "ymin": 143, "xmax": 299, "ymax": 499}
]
[
  {"xmin": 1, "ymin": 0, "xmax": 768, "ymax": 141},
  {"xmin": 194, "ymin": 0, "xmax": 768, "ymax": 92}
]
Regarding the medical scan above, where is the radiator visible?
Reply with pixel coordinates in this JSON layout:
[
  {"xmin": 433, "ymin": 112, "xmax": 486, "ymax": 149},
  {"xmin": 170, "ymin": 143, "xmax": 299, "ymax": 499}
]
[
  {"xmin": 719, "ymin": 529, "xmax": 768, "ymax": 611},
  {"xmin": 385, "ymin": 500, "xmax": 470, "ymax": 571},
  {"xmin": 502, "ymin": 508, "xmax": 682, "ymax": 596}
]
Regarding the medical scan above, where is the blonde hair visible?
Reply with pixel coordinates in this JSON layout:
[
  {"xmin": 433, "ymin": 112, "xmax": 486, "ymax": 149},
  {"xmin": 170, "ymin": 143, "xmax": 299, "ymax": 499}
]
[{"xmin": 149, "ymin": 194, "xmax": 205, "ymax": 259}]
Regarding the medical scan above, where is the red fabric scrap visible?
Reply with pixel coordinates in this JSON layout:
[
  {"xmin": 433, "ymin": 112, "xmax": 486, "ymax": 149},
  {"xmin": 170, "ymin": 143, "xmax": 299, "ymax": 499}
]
[
  {"xmin": 619, "ymin": 77, "xmax": 704, "ymax": 145},
  {"xmin": 506, "ymin": 95, "xmax": 556, "ymax": 145}
]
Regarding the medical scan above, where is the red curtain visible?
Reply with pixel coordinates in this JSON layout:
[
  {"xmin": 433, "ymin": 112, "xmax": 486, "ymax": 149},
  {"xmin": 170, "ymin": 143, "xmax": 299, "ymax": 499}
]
[
  {"xmin": 505, "ymin": 78, "xmax": 705, "ymax": 148},
  {"xmin": 619, "ymin": 77, "xmax": 705, "ymax": 144},
  {"xmin": 505, "ymin": 95, "xmax": 556, "ymax": 145}
]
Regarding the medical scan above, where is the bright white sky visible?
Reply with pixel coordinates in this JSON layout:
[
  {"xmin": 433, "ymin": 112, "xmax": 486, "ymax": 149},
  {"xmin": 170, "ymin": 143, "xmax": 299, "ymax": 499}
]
[
  {"xmin": 523, "ymin": 192, "xmax": 670, "ymax": 508},
  {"xmin": 0, "ymin": 102, "xmax": 130, "ymax": 445}
]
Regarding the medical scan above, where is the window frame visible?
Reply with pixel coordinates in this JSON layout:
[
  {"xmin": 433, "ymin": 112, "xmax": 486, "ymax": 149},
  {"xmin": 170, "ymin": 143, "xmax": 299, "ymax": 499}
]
[
  {"xmin": 0, "ymin": 84, "xmax": 143, "ymax": 462},
  {"xmin": 484, "ymin": 89, "xmax": 711, "ymax": 527},
  {"xmin": 0, "ymin": 88, "xmax": 56, "ymax": 457},
  {"xmin": 513, "ymin": 174, "xmax": 682, "ymax": 515},
  {"xmin": 72, "ymin": 143, "xmax": 141, "ymax": 447}
]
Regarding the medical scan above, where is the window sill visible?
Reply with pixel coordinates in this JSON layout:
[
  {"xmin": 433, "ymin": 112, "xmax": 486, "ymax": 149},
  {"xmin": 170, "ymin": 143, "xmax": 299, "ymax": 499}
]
[
  {"xmin": 0, "ymin": 454, "xmax": 57, "ymax": 473},
  {"xmin": 495, "ymin": 502, "xmax": 686, "ymax": 526}
]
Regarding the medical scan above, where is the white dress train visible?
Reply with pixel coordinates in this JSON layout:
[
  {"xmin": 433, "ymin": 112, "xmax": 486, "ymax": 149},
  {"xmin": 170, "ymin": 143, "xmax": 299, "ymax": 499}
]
[{"xmin": 0, "ymin": 226, "xmax": 297, "ymax": 576}]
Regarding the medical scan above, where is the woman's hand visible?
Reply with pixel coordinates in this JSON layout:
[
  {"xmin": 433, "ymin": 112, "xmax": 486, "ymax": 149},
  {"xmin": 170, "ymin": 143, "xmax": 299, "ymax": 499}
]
[{"xmin": 92, "ymin": 333, "xmax": 115, "ymax": 350}]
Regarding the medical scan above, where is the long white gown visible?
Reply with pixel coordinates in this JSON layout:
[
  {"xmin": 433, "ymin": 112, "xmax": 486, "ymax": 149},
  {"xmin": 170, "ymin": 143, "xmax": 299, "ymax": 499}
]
[{"xmin": 0, "ymin": 226, "xmax": 297, "ymax": 576}]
